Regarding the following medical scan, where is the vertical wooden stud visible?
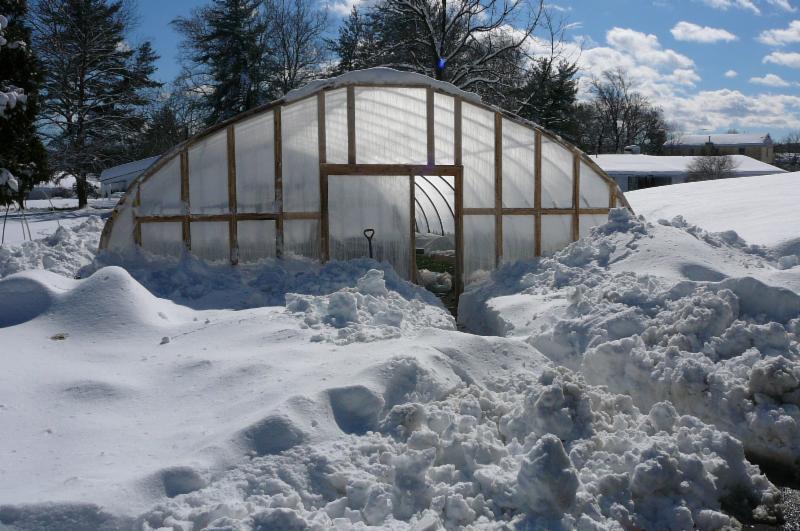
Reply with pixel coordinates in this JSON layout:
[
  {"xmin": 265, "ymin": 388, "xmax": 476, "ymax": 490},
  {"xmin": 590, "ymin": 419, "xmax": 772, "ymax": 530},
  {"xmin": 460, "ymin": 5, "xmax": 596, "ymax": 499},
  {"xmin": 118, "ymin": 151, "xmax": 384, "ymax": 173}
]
[
  {"xmin": 134, "ymin": 221, "xmax": 142, "ymax": 246},
  {"xmin": 274, "ymin": 107, "xmax": 284, "ymax": 258},
  {"xmin": 180, "ymin": 150, "xmax": 191, "ymax": 251},
  {"xmin": 454, "ymin": 97, "xmax": 464, "ymax": 296},
  {"xmin": 534, "ymin": 130, "xmax": 542, "ymax": 257},
  {"xmin": 572, "ymin": 152, "xmax": 580, "ymax": 242},
  {"xmin": 317, "ymin": 92, "xmax": 327, "ymax": 164},
  {"xmin": 320, "ymin": 171, "xmax": 329, "ymax": 262},
  {"xmin": 454, "ymin": 97, "xmax": 462, "ymax": 166},
  {"xmin": 347, "ymin": 86, "xmax": 356, "ymax": 164},
  {"xmin": 426, "ymin": 88, "xmax": 435, "ymax": 167},
  {"xmin": 227, "ymin": 125, "xmax": 238, "ymax": 265},
  {"xmin": 494, "ymin": 113, "xmax": 503, "ymax": 266}
]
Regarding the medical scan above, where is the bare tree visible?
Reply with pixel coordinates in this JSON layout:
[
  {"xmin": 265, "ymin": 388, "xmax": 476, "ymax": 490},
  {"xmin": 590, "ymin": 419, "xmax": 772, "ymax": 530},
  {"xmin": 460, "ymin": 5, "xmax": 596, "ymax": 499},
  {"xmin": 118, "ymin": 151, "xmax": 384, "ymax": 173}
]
[
  {"xmin": 588, "ymin": 68, "xmax": 669, "ymax": 154},
  {"xmin": 686, "ymin": 155, "xmax": 739, "ymax": 182},
  {"xmin": 265, "ymin": 0, "xmax": 329, "ymax": 98},
  {"xmin": 775, "ymin": 130, "xmax": 800, "ymax": 171}
]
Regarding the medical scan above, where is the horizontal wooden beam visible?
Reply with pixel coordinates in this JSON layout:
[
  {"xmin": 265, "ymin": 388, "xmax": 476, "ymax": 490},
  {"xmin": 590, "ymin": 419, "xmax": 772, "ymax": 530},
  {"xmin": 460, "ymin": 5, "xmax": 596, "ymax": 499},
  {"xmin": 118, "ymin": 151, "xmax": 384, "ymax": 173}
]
[
  {"xmin": 136, "ymin": 211, "xmax": 321, "ymax": 224},
  {"xmin": 321, "ymin": 163, "xmax": 462, "ymax": 176},
  {"xmin": 462, "ymin": 207, "xmax": 610, "ymax": 217}
]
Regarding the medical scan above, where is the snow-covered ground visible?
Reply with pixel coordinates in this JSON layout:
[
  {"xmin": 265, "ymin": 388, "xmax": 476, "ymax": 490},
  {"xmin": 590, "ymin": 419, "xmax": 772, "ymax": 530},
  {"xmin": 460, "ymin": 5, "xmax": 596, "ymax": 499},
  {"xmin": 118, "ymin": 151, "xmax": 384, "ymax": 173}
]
[
  {"xmin": 627, "ymin": 171, "xmax": 800, "ymax": 253},
  {"xmin": 1, "ymin": 177, "xmax": 799, "ymax": 528}
]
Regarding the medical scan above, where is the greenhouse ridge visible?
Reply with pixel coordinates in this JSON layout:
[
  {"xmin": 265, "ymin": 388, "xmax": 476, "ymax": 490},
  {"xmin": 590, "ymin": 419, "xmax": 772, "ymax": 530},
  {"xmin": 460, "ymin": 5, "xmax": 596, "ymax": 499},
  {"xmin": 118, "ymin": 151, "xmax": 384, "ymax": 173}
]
[{"xmin": 100, "ymin": 68, "xmax": 630, "ymax": 292}]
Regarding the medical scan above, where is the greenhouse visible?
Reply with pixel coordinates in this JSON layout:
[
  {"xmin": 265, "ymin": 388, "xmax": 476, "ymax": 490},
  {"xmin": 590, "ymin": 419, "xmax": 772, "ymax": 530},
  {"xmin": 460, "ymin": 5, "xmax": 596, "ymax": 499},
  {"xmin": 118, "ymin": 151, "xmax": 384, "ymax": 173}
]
[{"xmin": 100, "ymin": 68, "xmax": 629, "ymax": 294}]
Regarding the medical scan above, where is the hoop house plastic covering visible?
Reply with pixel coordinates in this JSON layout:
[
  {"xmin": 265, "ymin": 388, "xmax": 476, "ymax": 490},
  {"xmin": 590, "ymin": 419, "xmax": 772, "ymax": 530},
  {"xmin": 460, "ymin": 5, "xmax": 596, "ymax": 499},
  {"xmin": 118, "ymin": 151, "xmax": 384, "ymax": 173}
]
[{"xmin": 100, "ymin": 68, "xmax": 627, "ymax": 289}]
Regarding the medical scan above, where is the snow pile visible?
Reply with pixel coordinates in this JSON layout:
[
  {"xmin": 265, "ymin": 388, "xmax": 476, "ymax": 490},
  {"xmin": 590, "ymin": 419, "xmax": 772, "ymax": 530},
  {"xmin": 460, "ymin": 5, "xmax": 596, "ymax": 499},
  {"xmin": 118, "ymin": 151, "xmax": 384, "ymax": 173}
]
[
  {"xmin": 417, "ymin": 268, "xmax": 452, "ymax": 294},
  {"xmin": 0, "ymin": 216, "xmax": 104, "ymax": 278},
  {"xmin": 286, "ymin": 269, "xmax": 455, "ymax": 344},
  {"xmin": 627, "ymin": 171, "xmax": 800, "ymax": 253},
  {"xmin": 460, "ymin": 209, "xmax": 800, "ymax": 472},
  {"xmin": 86, "ymin": 254, "xmax": 443, "ymax": 311},
  {"xmin": 136, "ymin": 367, "xmax": 779, "ymax": 530}
]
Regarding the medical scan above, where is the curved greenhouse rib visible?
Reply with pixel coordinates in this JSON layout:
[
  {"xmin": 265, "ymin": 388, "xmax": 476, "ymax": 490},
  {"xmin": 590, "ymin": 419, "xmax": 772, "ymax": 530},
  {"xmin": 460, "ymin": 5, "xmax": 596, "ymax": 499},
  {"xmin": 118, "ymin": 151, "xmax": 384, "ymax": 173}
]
[
  {"xmin": 418, "ymin": 175, "xmax": 455, "ymax": 220},
  {"xmin": 414, "ymin": 182, "xmax": 444, "ymax": 235},
  {"xmin": 414, "ymin": 197, "xmax": 431, "ymax": 234}
]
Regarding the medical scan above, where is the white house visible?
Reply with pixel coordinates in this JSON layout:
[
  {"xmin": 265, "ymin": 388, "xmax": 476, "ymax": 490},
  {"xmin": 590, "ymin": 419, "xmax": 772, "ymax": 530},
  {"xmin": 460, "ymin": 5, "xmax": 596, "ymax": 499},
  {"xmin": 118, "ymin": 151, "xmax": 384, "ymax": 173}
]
[
  {"xmin": 592, "ymin": 154, "xmax": 786, "ymax": 192},
  {"xmin": 664, "ymin": 133, "xmax": 774, "ymax": 163},
  {"xmin": 99, "ymin": 155, "xmax": 160, "ymax": 197}
]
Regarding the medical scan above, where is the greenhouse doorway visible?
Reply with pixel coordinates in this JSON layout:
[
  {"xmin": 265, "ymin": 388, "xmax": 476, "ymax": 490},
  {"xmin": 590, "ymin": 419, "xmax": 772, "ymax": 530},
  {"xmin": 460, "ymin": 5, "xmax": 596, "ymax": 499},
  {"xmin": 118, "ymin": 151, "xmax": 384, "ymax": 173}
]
[{"xmin": 321, "ymin": 164, "xmax": 464, "ymax": 306}]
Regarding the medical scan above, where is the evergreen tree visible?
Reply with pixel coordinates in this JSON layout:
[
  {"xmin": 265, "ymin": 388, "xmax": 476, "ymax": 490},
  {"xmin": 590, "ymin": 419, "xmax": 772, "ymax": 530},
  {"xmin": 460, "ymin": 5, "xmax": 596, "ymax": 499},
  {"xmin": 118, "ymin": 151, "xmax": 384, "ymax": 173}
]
[
  {"xmin": 173, "ymin": 0, "xmax": 269, "ymax": 124},
  {"xmin": 0, "ymin": 0, "xmax": 47, "ymax": 208},
  {"xmin": 329, "ymin": 7, "xmax": 375, "ymax": 75},
  {"xmin": 32, "ymin": 0, "xmax": 160, "ymax": 208},
  {"xmin": 516, "ymin": 58, "xmax": 579, "ymax": 139}
]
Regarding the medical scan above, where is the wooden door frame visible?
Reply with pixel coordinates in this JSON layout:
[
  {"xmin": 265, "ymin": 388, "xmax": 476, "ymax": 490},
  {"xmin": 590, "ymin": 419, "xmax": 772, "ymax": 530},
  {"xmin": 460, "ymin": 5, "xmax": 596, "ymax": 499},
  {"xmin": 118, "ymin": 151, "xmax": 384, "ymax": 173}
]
[{"xmin": 320, "ymin": 163, "xmax": 464, "ymax": 295}]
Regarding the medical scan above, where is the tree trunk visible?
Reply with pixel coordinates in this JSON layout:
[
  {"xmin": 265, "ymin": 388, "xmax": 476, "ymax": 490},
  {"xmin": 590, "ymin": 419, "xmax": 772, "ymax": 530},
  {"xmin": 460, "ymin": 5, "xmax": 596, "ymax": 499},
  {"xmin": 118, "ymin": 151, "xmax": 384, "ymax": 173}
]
[{"xmin": 77, "ymin": 174, "xmax": 88, "ymax": 209}]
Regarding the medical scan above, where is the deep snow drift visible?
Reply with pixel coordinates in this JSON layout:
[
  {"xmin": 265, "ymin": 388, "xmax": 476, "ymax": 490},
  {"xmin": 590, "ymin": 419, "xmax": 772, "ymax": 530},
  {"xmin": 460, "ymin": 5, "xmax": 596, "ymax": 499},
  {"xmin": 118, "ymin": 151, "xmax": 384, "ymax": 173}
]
[
  {"xmin": 0, "ymin": 262, "xmax": 786, "ymax": 529},
  {"xmin": 627, "ymin": 171, "xmax": 800, "ymax": 253},
  {"xmin": 460, "ymin": 209, "xmax": 800, "ymax": 477}
]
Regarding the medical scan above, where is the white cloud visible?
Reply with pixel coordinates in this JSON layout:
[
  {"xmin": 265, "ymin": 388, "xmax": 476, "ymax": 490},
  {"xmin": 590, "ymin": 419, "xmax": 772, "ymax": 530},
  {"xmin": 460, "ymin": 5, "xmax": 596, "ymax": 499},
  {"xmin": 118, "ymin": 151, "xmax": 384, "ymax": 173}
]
[
  {"xmin": 764, "ymin": 51, "xmax": 800, "ymax": 68},
  {"xmin": 749, "ymin": 73, "xmax": 792, "ymax": 86},
  {"xmin": 724, "ymin": 69, "xmax": 739, "ymax": 77},
  {"xmin": 605, "ymin": 27, "xmax": 695, "ymax": 69},
  {"xmin": 766, "ymin": 0, "xmax": 797, "ymax": 11},
  {"xmin": 671, "ymin": 21, "xmax": 738, "ymax": 43},
  {"xmin": 667, "ymin": 90, "xmax": 800, "ymax": 132},
  {"xmin": 757, "ymin": 20, "xmax": 800, "ymax": 46},
  {"xmin": 698, "ymin": 0, "xmax": 761, "ymax": 14}
]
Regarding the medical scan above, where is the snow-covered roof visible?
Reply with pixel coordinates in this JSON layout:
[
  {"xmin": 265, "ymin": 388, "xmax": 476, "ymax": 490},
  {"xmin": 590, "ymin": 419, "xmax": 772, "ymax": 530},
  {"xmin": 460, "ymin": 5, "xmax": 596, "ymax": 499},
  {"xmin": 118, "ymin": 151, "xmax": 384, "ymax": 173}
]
[
  {"xmin": 592, "ymin": 154, "xmax": 785, "ymax": 177},
  {"xmin": 283, "ymin": 67, "xmax": 482, "ymax": 104},
  {"xmin": 666, "ymin": 133, "xmax": 771, "ymax": 147},
  {"xmin": 99, "ymin": 155, "xmax": 160, "ymax": 183}
]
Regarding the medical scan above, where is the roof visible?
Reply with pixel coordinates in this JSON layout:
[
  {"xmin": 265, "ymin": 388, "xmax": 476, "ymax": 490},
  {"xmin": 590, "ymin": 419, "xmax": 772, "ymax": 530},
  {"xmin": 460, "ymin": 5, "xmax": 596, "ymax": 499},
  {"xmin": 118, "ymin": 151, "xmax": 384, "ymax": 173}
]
[
  {"xmin": 283, "ymin": 67, "xmax": 482, "ymax": 104},
  {"xmin": 666, "ymin": 133, "xmax": 771, "ymax": 147},
  {"xmin": 99, "ymin": 156, "xmax": 160, "ymax": 184},
  {"xmin": 592, "ymin": 154, "xmax": 785, "ymax": 178}
]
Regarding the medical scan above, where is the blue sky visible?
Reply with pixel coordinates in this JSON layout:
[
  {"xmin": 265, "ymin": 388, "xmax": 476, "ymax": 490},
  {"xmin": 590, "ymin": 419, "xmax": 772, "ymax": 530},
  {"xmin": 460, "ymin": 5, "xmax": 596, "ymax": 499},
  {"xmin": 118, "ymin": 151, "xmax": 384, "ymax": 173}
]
[{"xmin": 135, "ymin": 0, "xmax": 799, "ymax": 138}]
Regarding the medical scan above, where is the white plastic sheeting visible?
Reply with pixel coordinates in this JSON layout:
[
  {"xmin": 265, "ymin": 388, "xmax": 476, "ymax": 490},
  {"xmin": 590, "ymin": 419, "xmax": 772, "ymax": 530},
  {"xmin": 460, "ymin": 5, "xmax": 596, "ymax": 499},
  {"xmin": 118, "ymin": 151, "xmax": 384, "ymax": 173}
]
[
  {"xmin": 502, "ymin": 215, "xmax": 537, "ymax": 263},
  {"xmin": 141, "ymin": 222, "xmax": 183, "ymax": 259},
  {"xmin": 540, "ymin": 215, "xmax": 573, "ymax": 255},
  {"xmin": 502, "ymin": 118, "xmax": 536, "ymax": 208},
  {"xmin": 237, "ymin": 220, "xmax": 276, "ymax": 263},
  {"xmin": 235, "ymin": 113, "xmax": 275, "ymax": 213},
  {"xmin": 190, "ymin": 221, "xmax": 230, "ymax": 263},
  {"xmin": 414, "ymin": 176, "xmax": 455, "ymax": 236},
  {"xmin": 284, "ymin": 219, "xmax": 319, "ymax": 259},
  {"xmin": 189, "ymin": 130, "xmax": 229, "ymax": 214},
  {"xmin": 434, "ymin": 92, "xmax": 455, "ymax": 165},
  {"xmin": 580, "ymin": 161, "xmax": 611, "ymax": 208},
  {"xmin": 329, "ymin": 175, "xmax": 411, "ymax": 279},
  {"xmin": 282, "ymin": 99, "xmax": 319, "ymax": 212},
  {"xmin": 462, "ymin": 103, "xmax": 495, "ymax": 208},
  {"xmin": 355, "ymin": 87, "xmax": 427, "ymax": 165},
  {"xmin": 138, "ymin": 157, "xmax": 182, "ymax": 216},
  {"xmin": 325, "ymin": 89, "xmax": 348, "ymax": 165},
  {"xmin": 541, "ymin": 137, "xmax": 574, "ymax": 208},
  {"xmin": 463, "ymin": 215, "xmax": 494, "ymax": 283}
]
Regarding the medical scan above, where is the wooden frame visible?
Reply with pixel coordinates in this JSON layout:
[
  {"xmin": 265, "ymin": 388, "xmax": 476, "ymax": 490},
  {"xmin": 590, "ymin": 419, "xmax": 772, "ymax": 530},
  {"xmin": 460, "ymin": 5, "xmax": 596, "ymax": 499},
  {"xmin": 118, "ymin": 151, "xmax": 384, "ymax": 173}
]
[
  {"xmin": 101, "ymin": 76, "xmax": 630, "ymax": 303},
  {"xmin": 320, "ymin": 163, "xmax": 463, "ymax": 289}
]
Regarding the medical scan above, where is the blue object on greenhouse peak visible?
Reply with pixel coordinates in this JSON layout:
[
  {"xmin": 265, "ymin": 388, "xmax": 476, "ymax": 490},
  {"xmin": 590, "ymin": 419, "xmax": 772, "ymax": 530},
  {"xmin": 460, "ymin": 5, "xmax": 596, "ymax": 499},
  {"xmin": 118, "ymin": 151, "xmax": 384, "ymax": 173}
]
[{"xmin": 437, "ymin": 57, "xmax": 446, "ymax": 70}]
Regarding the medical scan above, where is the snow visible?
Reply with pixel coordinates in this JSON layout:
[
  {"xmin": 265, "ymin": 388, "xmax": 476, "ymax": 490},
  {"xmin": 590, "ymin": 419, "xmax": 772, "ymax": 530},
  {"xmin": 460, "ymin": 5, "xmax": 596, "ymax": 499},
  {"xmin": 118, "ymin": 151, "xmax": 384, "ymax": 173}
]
[
  {"xmin": 593, "ymin": 154, "xmax": 785, "ymax": 178},
  {"xmin": 1, "ymin": 181, "xmax": 799, "ymax": 527},
  {"xmin": 627, "ymin": 171, "xmax": 800, "ymax": 250},
  {"xmin": 283, "ymin": 67, "xmax": 482, "ymax": 105},
  {"xmin": 459, "ymin": 209, "xmax": 800, "ymax": 478}
]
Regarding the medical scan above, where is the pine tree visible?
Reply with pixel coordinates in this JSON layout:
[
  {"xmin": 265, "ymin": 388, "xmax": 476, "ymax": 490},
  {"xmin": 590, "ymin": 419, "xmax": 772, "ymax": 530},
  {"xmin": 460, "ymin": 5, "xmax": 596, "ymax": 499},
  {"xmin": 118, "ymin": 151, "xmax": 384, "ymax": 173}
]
[
  {"xmin": 517, "ymin": 58, "xmax": 579, "ymax": 139},
  {"xmin": 329, "ymin": 6, "xmax": 378, "ymax": 75},
  {"xmin": 0, "ymin": 0, "xmax": 48, "ymax": 208},
  {"xmin": 173, "ymin": 0, "xmax": 269, "ymax": 124},
  {"xmin": 32, "ymin": 0, "xmax": 160, "ymax": 208}
]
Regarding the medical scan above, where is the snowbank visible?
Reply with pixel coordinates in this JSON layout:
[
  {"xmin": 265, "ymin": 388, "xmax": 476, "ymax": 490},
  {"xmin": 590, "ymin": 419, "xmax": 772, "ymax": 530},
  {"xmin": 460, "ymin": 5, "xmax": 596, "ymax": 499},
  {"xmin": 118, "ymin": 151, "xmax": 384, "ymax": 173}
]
[
  {"xmin": 0, "ymin": 216, "xmax": 104, "ymax": 278},
  {"xmin": 0, "ymin": 263, "xmax": 785, "ymax": 528},
  {"xmin": 460, "ymin": 209, "xmax": 800, "ymax": 473},
  {"xmin": 626, "ymin": 171, "xmax": 800, "ymax": 252}
]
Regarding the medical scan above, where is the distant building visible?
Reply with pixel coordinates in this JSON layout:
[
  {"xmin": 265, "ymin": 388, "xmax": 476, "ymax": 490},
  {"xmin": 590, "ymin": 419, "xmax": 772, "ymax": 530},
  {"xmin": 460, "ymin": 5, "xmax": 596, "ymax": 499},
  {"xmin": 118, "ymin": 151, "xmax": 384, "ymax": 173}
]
[
  {"xmin": 99, "ymin": 155, "xmax": 160, "ymax": 197},
  {"xmin": 593, "ymin": 154, "xmax": 785, "ymax": 192},
  {"xmin": 664, "ymin": 133, "xmax": 774, "ymax": 163}
]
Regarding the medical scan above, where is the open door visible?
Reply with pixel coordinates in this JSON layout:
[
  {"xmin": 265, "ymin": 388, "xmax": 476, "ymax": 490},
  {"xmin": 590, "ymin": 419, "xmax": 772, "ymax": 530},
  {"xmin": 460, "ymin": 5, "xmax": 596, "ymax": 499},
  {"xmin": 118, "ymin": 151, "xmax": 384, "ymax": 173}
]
[{"xmin": 321, "ymin": 164, "xmax": 463, "ymax": 296}]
